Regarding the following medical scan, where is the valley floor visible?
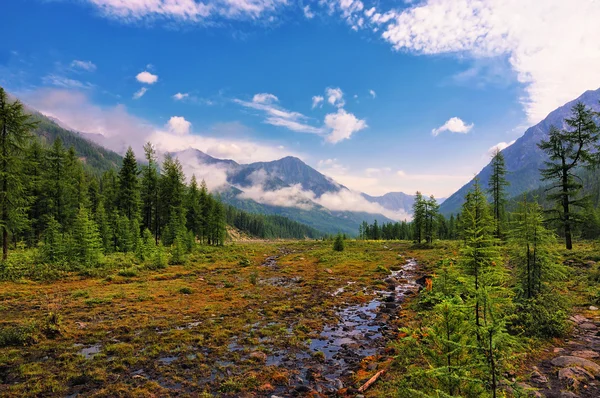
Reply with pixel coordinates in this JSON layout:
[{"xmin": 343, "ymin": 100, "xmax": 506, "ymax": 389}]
[
  {"xmin": 0, "ymin": 241, "xmax": 450, "ymax": 397},
  {"xmin": 1, "ymin": 240, "xmax": 599, "ymax": 397}
]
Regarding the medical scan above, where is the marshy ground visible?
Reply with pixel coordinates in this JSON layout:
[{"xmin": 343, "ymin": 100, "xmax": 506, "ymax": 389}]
[{"xmin": 0, "ymin": 241, "xmax": 451, "ymax": 397}]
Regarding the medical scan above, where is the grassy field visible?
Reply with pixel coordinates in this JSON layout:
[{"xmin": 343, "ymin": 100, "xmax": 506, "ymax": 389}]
[
  {"xmin": 0, "ymin": 240, "xmax": 455, "ymax": 397},
  {"xmin": 1, "ymin": 239, "xmax": 598, "ymax": 397}
]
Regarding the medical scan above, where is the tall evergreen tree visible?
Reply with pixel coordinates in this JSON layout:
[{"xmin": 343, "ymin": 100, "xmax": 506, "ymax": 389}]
[
  {"xmin": 141, "ymin": 142, "xmax": 159, "ymax": 242},
  {"xmin": 412, "ymin": 191, "xmax": 426, "ymax": 243},
  {"xmin": 45, "ymin": 138, "xmax": 68, "ymax": 226},
  {"xmin": 538, "ymin": 102, "xmax": 599, "ymax": 249},
  {"xmin": 117, "ymin": 147, "xmax": 141, "ymax": 222},
  {"xmin": 424, "ymin": 195, "xmax": 440, "ymax": 244},
  {"xmin": 0, "ymin": 88, "xmax": 34, "ymax": 259},
  {"xmin": 24, "ymin": 139, "xmax": 45, "ymax": 243},
  {"xmin": 488, "ymin": 149, "xmax": 509, "ymax": 239},
  {"xmin": 186, "ymin": 175, "xmax": 202, "ymax": 240}
]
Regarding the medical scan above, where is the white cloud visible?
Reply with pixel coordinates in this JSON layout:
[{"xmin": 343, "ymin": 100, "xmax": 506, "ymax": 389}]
[
  {"xmin": 326, "ymin": 87, "xmax": 345, "ymax": 107},
  {"xmin": 167, "ymin": 116, "xmax": 192, "ymax": 135},
  {"xmin": 311, "ymin": 95, "xmax": 324, "ymax": 109},
  {"xmin": 136, "ymin": 70, "xmax": 158, "ymax": 84},
  {"xmin": 303, "ymin": 5, "xmax": 314, "ymax": 19},
  {"xmin": 431, "ymin": 117, "xmax": 473, "ymax": 137},
  {"xmin": 252, "ymin": 92, "xmax": 278, "ymax": 104},
  {"xmin": 369, "ymin": 89, "xmax": 376, "ymax": 98},
  {"xmin": 133, "ymin": 87, "xmax": 148, "ymax": 99},
  {"xmin": 42, "ymin": 74, "xmax": 94, "ymax": 90},
  {"xmin": 173, "ymin": 92, "xmax": 189, "ymax": 100},
  {"xmin": 487, "ymin": 139, "xmax": 516, "ymax": 156},
  {"xmin": 20, "ymin": 88, "xmax": 299, "ymax": 181},
  {"xmin": 70, "ymin": 60, "xmax": 97, "ymax": 72},
  {"xmin": 81, "ymin": 0, "xmax": 288, "ymax": 23},
  {"xmin": 324, "ymin": 108, "xmax": 367, "ymax": 143},
  {"xmin": 373, "ymin": 0, "xmax": 600, "ymax": 123}
]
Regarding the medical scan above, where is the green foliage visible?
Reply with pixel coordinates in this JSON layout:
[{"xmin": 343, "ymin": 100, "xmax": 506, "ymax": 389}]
[
  {"xmin": 71, "ymin": 207, "xmax": 104, "ymax": 267},
  {"xmin": 151, "ymin": 242, "xmax": 168, "ymax": 270},
  {"xmin": 512, "ymin": 291, "xmax": 570, "ymax": 338},
  {"xmin": 488, "ymin": 149, "xmax": 509, "ymax": 239},
  {"xmin": 179, "ymin": 287, "xmax": 193, "ymax": 295},
  {"xmin": 0, "ymin": 322, "xmax": 38, "ymax": 347},
  {"xmin": 333, "ymin": 234, "xmax": 345, "ymax": 251},
  {"xmin": 538, "ymin": 102, "xmax": 600, "ymax": 249}
]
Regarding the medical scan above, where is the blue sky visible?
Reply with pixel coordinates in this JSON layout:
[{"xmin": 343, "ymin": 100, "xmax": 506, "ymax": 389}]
[{"xmin": 1, "ymin": 0, "xmax": 599, "ymax": 199}]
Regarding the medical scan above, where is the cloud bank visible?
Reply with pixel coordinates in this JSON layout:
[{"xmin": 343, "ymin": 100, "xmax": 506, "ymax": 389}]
[{"xmin": 432, "ymin": 117, "xmax": 473, "ymax": 137}]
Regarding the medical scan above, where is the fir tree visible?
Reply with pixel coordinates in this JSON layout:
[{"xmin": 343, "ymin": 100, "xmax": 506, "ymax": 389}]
[
  {"xmin": 117, "ymin": 147, "xmax": 141, "ymax": 222},
  {"xmin": 333, "ymin": 233, "xmax": 345, "ymax": 252},
  {"xmin": 71, "ymin": 207, "xmax": 103, "ymax": 267},
  {"xmin": 487, "ymin": 149, "xmax": 509, "ymax": 239},
  {"xmin": 412, "ymin": 191, "xmax": 426, "ymax": 243},
  {"xmin": 538, "ymin": 102, "xmax": 599, "ymax": 249},
  {"xmin": 0, "ymin": 88, "xmax": 34, "ymax": 259}
]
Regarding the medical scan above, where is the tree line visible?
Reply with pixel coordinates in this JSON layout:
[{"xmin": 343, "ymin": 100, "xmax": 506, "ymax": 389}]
[
  {"xmin": 225, "ymin": 205, "xmax": 322, "ymax": 239},
  {"xmin": 0, "ymin": 87, "xmax": 227, "ymax": 267}
]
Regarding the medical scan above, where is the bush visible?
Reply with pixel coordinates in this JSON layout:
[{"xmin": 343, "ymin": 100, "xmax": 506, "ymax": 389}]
[
  {"xmin": 179, "ymin": 287, "xmax": 193, "ymax": 295},
  {"xmin": 0, "ymin": 323, "xmax": 38, "ymax": 347},
  {"xmin": 117, "ymin": 267, "xmax": 138, "ymax": 277},
  {"xmin": 333, "ymin": 234, "xmax": 345, "ymax": 252},
  {"xmin": 512, "ymin": 292, "xmax": 570, "ymax": 338}
]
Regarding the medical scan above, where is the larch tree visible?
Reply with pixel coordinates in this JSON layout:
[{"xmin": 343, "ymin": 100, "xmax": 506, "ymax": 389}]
[
  {"xmin": 141, "ymin": 142, "xmax": 159, "ymax": 242},
  {"xmin": 488, "ymin": 149, "xmax": 509, "ymax": 239},
  {"xmin": 117, "ymin": 147, "xmax": 141, "ymax": 222},
  {"xmin": 538, "ymin": 102, "xmax": 599, "ymax": 249},
  {"xmin": 412, "ymin": 191, "xmax": 426, "ymax": 243},
  {"xmin": 0, "ymin": 88, "xmax": 34, "ymax": 259}
]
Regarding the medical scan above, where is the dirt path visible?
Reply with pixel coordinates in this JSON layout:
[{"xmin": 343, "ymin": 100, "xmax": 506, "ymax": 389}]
[{"xmin": 523, "ymin": 307, "xmax": 600, "ymax": 397}]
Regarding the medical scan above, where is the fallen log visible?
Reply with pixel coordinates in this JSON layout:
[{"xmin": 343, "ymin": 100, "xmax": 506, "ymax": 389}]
[{"xmin": 357, "ymin": 369, "xmax": 386, "ymax": 393}]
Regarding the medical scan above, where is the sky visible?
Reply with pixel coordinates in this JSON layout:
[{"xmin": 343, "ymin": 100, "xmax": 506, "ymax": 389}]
[{"xmin": 2, "ymin": 0, "xmax": 600, "ymax": 200}]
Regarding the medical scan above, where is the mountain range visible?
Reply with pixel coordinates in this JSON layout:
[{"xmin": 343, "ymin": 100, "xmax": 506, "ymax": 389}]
[
  {"xmin": 440, "ymin": 87, "xmax": 600, "ymax": 216},
  {"xmin": 19, "ymin": 86, "xmax": 600, "ymax": 235}
]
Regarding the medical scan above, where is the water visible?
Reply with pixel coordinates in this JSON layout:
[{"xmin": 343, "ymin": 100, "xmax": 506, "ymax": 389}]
[{"xmin": 76, "ymin": 344, "xmax": 101, "ymax": 359}]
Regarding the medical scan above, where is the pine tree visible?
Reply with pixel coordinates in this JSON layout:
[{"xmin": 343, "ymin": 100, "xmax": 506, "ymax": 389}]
[
  {"xmin": 186, "ymin": 175, "xmax": 202, "ymax": 240},
  {"xmin": 24, "ymin": 139, "xmax": 45, "ymax": 244},
  {"xmin": 424, "ymin": 195, "xmax": 440, "ymax": 244},
  {"xmin": 460, "ymin": 179, "xmax": 499, "ymax": 328},
  {"xmin": 199, "ymin": 179, "xmax": 210, "ymax": 243},
  {"xmin": 0, "ymin": 88, "xmax": 34, "ymax": 259},
  {"xmin": 159, "ymin": 154, "xmax": 186, "ymax": 244},
  {"xmin": 488, "ymin": 149, "xmax": 509, "ymax": 239},
  {"xmin": 71, "ymin": 207, "xmax": 103, "ymax": 267},
  {"xmin": 117, "ymin": 147, "xmax": 141, "ymax": 223},
  {"xmin": 538, "ymin": 102, "xmax": 599, "ymax": 249},
  {"xmin": 45, "ymin": 138, "xmax": 67, "ymax": 226},
  {"xmin": 40, "ymin": 216, "xmax": 65, "ymax": 264},
  {"xmin": 412, "ymin": 191, "xmax": 426, "ymax": 243},
  {"xmin": 333, "ymin": 233, "xmax": 345, "ymax": 251},
  {"xmin": 141, "ymin": 142, "xmax": 159, "ymax": 242},
  {"xmin": 510, "ymin": 196, "xmax": 564, "ymax": 299}
]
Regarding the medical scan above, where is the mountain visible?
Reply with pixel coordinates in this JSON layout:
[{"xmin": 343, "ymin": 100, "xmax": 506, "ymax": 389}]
[
  {"xmin": 27, "ymin": 110, "xmax": 123, "ymax": 174},
  {"xmin": 171, "ymin": 148, "xmax": 395, "ymax": 235},
  {"xmin": 362, "ymin": 192, "xmax": 415, "ymax": 214},
  {"xmin": 440, "ymin": 87, "xmax": 600, "ymax": 216}
]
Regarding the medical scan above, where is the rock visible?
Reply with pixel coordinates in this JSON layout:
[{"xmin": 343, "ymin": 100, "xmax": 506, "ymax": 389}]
[
  {"xmin": 570, "ymin": 315, "xmax": 589, "ymax": 324},
  {"xmin": 590, "ymin": 306, "xmax": 599, "ymax": 311},
  {"xmin": 530, "ymin": 368, "xmax": 548, "ymax": 384},
  {"xmin": 249, "ymin": 351, "xmax": 267, "ymax": 362},
  {"xmin": 579, "ymin": 323, "xmax": 598, "ymax": 330},
  {"xmin": 571, "ymin": 350, "xmax": 599, "ymax": 359},
  {"xmin": 560, "ymin": 392, "xmax": 579, "ymax": 398},
  {"xmin": 325, "ymin": 268, "xmax": 333, "ymax": 274},
  {"xmin": 334, "ymin": 378, "xmax": 344, "ymax": 389},
  {"xmin": 554, "ymin": 347, "xmax": 566, "ymax": 353},
  {"xmin": 551, "ymin": 356, "xmax": 600, "ymax": 375},
  {"xmin": 558, "ymin": 366, "xmax": 594, "ymax": 389},
  {"xmin": 516, "ymin": 382, "xmax": 543, "ymax": 397}
]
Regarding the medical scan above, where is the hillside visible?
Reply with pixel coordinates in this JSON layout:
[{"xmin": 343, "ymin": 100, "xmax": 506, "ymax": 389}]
[{"xmin": 440, "ymin": 87, "xmax": 600, "ymax": 216}]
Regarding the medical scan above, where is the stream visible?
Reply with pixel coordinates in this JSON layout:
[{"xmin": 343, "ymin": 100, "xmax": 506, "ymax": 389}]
[{"xmin": 270, "ymin": 258, "xmax": 421, "ymax": 396}]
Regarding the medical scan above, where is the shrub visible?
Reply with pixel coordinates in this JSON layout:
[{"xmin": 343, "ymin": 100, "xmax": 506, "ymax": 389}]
[
  {"xmin": 333, "ymin": 234, "xmax": 345, "ymax": 252},
  {"xmin": 118, "ymin": 267, "xmax": 138, "ymax": 277},
  {"xmin": 179, "ymin": 287, "xmax": 193, "ymax": 295},
  {"xmin": 512, "ymin": 292, "xmax": 570, "ymax": 338},
  {"xmin": 0, "ymin": 323, "xmax": 37, "ymax": 347}
]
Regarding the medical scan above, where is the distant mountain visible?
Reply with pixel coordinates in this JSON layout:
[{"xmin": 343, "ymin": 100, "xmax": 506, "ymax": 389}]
[
  {"xmin": 440, "ymin": 87, "xmax": 600, "ymax": 216},
  {"xmin": 171, "ymin": 148, "xmax": 395, "ymax": 235},
  {"xmin": 362, "ymin": 192, "xmax": 415, "ymax": 214}
]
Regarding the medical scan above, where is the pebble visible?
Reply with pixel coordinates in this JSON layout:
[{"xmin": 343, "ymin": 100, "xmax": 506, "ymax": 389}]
[{"xmin": 590, "ymin": 306, "xmax": 599, "ymax": 311}]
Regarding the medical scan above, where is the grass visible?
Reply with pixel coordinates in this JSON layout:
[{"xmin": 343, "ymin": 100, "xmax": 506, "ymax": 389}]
[{"xmin": 2, "ymin": 239, "xmax": 593, "ymax": 396}]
